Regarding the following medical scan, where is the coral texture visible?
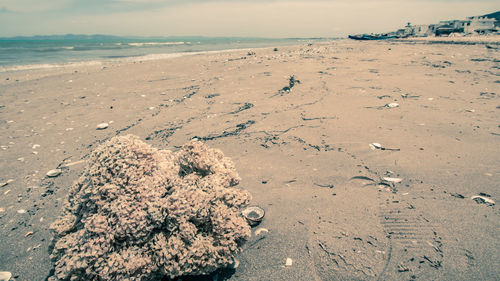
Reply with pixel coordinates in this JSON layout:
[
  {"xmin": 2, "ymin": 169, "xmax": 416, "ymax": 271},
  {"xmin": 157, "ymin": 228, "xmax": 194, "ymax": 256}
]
[{"xmin": 50, "ymin": 135, "xmax": 251, "ymax": 281}]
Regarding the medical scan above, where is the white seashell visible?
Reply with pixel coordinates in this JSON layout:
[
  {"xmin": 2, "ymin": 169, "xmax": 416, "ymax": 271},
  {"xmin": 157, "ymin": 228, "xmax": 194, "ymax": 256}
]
[
  {"xmin": 96, "ymin": 123, "xmax": 109, "ymax": 130},
  {"xmin": 383, "ymin": 177, "xmax": 402, "ymax": 183},
  {"xmin": 0, "ymin": 271, "xmax": 12, "ymax": 281},
  {"xmin": 32, "ymin": 144, "xmax": 40, "ymax": 149},
  {"xmin": 285, "ymin": 258, "xmax": 293, "ymax": 266},
  {"xmin": 17, "ymin": 209, "xmax": 26, "ymax": 214},
  {"xmin": 369, "ymin": 143, "xmax": 382, "ymax": 150},
  {"xmin": 46, "ymin": 169, "xmax": 62, "ymax": 177},
  {"xmin": 386, "ymin": 103, "xmax": 399, "ymax": 108},
  {"xmin": 471, "ymin": 196, "xmax": 495, "ymax": 206},
  {"xmin": 255, "ymin": 228, "xmax": 269, "ymax": 236}
]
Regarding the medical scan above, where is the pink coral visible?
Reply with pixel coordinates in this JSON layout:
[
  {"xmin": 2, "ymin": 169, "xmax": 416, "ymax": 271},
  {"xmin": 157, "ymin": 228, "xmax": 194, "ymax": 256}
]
[{"xmin": 50, "ymin": 135, "xmax": 251, "ymax": 281}]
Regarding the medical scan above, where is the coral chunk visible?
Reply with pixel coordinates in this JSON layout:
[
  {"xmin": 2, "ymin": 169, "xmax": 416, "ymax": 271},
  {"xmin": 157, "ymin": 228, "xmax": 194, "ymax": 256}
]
[{"xmin": 50, "ymin": 135, "xmax": 251, "ymax": 281}]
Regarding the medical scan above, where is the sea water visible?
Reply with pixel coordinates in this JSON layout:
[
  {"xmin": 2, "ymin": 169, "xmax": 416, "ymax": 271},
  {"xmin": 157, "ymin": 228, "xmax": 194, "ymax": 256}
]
[{"xmin": 0, "ymin": 35, "xmax": 332, "ymax": 72}]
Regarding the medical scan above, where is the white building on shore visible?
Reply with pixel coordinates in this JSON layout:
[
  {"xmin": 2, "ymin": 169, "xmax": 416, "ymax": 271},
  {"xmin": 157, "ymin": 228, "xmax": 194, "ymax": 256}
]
[{"xmin": 464, "ymin": 16, "xmax": 497, "ymax": 34}]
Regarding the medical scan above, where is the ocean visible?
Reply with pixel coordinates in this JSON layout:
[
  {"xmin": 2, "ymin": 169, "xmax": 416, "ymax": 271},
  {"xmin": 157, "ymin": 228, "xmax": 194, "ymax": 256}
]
[{"xmin": 0, "ymin": 36, "xmax": 333, "ymax": 72}]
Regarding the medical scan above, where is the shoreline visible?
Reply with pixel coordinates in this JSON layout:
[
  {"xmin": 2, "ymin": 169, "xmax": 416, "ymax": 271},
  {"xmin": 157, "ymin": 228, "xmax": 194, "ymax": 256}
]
[
  {"xmin": 0, "ymin": 39, "xmax": 498, "ymax": 281},
  {"xmin": 0, "ymin": 39, "xmax": 338, "ymax": 74}
]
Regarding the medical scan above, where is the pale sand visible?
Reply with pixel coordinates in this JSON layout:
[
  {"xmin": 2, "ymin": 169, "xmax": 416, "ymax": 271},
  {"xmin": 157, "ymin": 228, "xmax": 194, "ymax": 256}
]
[{"xmin": 0, "ymin": 39, "xmax": 499, "ymax": 280}]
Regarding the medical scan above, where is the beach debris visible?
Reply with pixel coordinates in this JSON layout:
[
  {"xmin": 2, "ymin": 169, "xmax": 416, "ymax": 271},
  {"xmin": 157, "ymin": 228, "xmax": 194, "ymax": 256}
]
[
  {"xmin": 277, "ymin": 75, "xmax": 301, "ymax": 95},
  {"xmin": 46, "ymin": 169, "xmax": 62, "ymax": 178},
  {"xmin": 17, "ymin": 209, "xmax": 26, "ymax": 214},
  {"xmin": 385, "ymin": 102, "xmax": 399, "ymax": 108},
  {"xmin": 17, "ymin": 157, "xmax": 24, "ymax": 162},
  {"xmin": 242, "ymin": 206, "xmax": 265, "ymax": 226},
  {"xmin": 349, "ymin": 176, "xmax": 375, "ymax": 182},
  {"xmin": 254, "ymin": 227, "xmax": 269, "ymax": 236},
  {"xmin": 471, "ymin": 195, "xmax": 495, "ymax": 206},
  {"xmin": 273, "ymin": 48, "xmax": 278, "ymax": 51},
  {"xmin": 369, "ymin": 143, "xmax": 400, "ymax": 151},
  {"xmin": 382, "ymin": 177, "xmax": 403, "ymax": 183},
  {"xmin": 1, "ymin": 179, "xmax": 14, "ymax": 187},
  {"xmin": 369, "ymin": 143, "xmax": 381, "ymax": 150},
  {"xmin": 0, "ymin": 208, "xmax": 5, "ymax": 213},
  {"xmin": 49, "ymin": 135, "xmax": 251, "ymax": 281},
  {"xmin": 25, "ymin": 231, "xmax": 34, "ymax": 237},
  {"xmin": 285, "ymin": 258, "xmax": 293, "ymax": 267},
  {"xmin": 32, "ymin": 144, "xmax": 40, "ymax": 149},
  {"xmin": 377, "ymin": 95, "xmax": 391, "ymax": 99},
  {"xmin": 314, "ymin": 182, "xmax": 334, "ymax": 189},
  {"xmin": 401, "ymin": 93, "xmax": 420, "ymax": 99},
  {"xmin": 397, "ymin": 264, "xmax": 410, "ymax": 272},
  {"xmin": 450, "ymin": 193, "xmax": 465, "ymax": 199},
  {"xmin": 96, "ymin": 122, "xmax": 109, "ymax": 130},
  {"xmin": 0, "ymin": 272, "xmax": 12, "ymax": 281},
  {"xmin": 62, "ymin": 160, "xmax": 86, "ymax": 168}
]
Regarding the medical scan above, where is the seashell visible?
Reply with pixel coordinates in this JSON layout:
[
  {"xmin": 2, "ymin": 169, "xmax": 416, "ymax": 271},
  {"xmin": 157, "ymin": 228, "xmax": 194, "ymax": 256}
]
[
  {"xmin": 382, "ymin": 177, "xmax": 402, "ymax": 183},
  {"xmin": 369, "ymin": 143, "xmax": 381, "ymax": 150},
  {"xmin": 242, "ymin": 206, "xmax": 265, "ymax": 226},
  {"xmin": 285, "ymin": 258, "xmax": 293, "ymax": 266},
  {"xmin": 46, "ymin": 169, "xmax": 62, "ymax": 177},
  {"xmin": 0, "ymin": 272, "xmax": 12, "ymax": 281},
  {"xmin": 254, "ymin": 227, "xmax": 269, "ymax": 236},
  {"xmin": 96, "ymin": 123, "xmax": 109, "ymax": 130},
  {"xmin": 32, "ymin": 144, "xmax": 40, "ymax": 149},
  {"xmin": 471, "ymin": 196, "xmax": 495, "ymax": 206},
  {"xmin": 17, "ymin": 209, "xmax": 26, "ymax": 214},
  {"xmin": 386, "ymin": 103, "xmax": 399, "ymax": 108}
]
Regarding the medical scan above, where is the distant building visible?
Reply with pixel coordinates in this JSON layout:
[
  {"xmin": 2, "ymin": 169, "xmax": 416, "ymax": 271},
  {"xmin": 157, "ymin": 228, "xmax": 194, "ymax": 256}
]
[
  {"xmin": 465, "ymin": 16, "xmax": 497, "ymax": 34},
  {"xmin": 412, "ymin": 25, "xmax": 430, "ymax": 37}
]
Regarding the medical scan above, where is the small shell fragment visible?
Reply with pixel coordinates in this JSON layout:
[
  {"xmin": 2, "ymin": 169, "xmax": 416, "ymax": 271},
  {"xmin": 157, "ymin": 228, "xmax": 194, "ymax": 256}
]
[
  {"xmin": 471, "ymin": 196, "xmax": 495, "ymax": 206},
  {"xmin": 96, "ymin": 123, "xmax": 109, "ymax": 130},
  {"xmin": 255, "ymin": 228, "xmax": 269, "ymax": 236},
  {"xmin": 369, "ymin": 143, "xmax": 381, "ymax": 150},
  {"xmin": 383, "ymin": 177, "xmax": 403, "ymax": 183},
  {"xmin": 386, "ymin": 102, "xmax": 399, "ymax": 108},
  {"xmin": 46, "ymin": 169, "xmax": 62, "ymax": 177},
  {"xmin": 17, "ymin": 209, "xmax": 26, "ymax": 214},
  {"xmin": 285, "ymin": 258, "xmax": 293, "ymax": 266},
  {"xmin": 0, "ymin": 271, "xmax": 12, "ymax": 281}
]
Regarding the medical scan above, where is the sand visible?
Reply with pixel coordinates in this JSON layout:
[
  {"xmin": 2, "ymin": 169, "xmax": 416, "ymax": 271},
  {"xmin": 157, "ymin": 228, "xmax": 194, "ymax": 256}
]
[{"xmin": 0, "ymin": 38, "xmax": 499, "ymax": 280}]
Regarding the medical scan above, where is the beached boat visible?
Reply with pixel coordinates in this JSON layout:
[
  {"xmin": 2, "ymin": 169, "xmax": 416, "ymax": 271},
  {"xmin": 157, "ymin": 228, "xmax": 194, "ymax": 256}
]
[{"xmin": 348, "ymin": 34, "xmax": 397, "ymax": 40}]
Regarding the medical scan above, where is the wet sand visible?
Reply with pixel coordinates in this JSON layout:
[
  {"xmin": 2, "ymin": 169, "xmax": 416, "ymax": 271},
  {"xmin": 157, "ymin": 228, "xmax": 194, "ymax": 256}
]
[{"xmin": 0, "ymin": 38, "xmax": 499, "ymax": 280}]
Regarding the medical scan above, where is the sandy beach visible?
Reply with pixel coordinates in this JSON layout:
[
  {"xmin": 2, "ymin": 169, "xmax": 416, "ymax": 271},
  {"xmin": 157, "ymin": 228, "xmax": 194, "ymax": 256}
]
[{"xmin": 1, "ymin": 38, "xmax": 499, "ymax": 280}]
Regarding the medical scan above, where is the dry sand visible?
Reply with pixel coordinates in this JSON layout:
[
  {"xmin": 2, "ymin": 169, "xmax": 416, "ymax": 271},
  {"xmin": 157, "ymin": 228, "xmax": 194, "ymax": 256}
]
[{"xmin": 0, "ymin": 38, "xmax": 499, "ymax": 281}]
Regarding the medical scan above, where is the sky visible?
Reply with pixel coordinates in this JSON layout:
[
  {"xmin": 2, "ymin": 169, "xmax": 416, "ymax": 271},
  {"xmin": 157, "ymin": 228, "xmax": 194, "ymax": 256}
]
[{"xmin": 0, "ymin": 0, "xmax": 499, "ymax": 38}]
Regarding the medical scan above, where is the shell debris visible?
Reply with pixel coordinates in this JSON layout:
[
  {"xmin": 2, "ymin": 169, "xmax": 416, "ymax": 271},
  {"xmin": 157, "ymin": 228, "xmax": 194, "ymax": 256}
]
[
  {"xmin": 382, "ymin": 177, "xmax": 403, "ymax": 183},
  {"xmin": 46, "ymin": 169, "xmax": 62, "ymax": 178},
  {"xmin": 471, "ymin": 196, "xmax": 495, "ymax": 206},
  {"xmin": 96, "ymin": 123, "xmax": 109, "ymax": 130},
  {"xmin": 285, "ymin": 258, "xmax": 293, "ymax": 267}
]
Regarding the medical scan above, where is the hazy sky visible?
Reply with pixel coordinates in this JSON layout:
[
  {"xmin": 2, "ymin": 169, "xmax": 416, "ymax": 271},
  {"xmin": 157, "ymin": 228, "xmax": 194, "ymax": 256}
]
[{"xmin": 0, "ymin": 0, "xmax": 499, "ymax": 37}]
